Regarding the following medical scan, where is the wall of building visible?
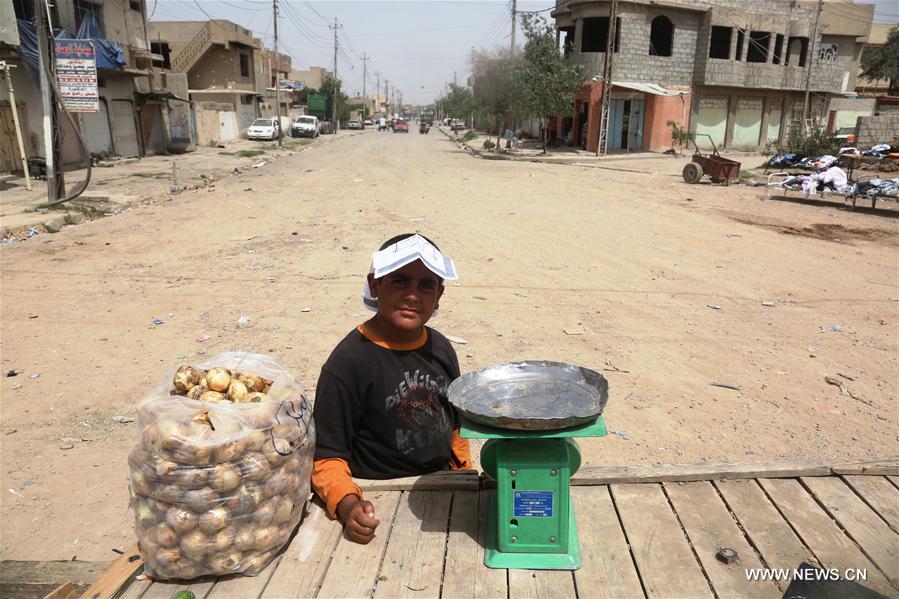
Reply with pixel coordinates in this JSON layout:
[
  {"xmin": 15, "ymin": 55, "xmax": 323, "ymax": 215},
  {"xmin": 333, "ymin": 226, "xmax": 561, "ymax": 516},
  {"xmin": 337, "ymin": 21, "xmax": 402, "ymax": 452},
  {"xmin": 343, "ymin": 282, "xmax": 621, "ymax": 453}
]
[
  {"xmin": 288, "ymin": 67, "xmax": 328, "ymax": 91},
  {"xmin": 56, "ymin": 0, "xmax": 149, "ymax": 63},
  {"xmin": 190, "ymin": 45, "xmax": 255, "ymax": 90},
  {"xmin": 855, "ymin": 114, "xmax": 899, "ymax": 146},
  {"xmin": 642, "ymin": 92, "xmax": 691, "ymax": 151}
]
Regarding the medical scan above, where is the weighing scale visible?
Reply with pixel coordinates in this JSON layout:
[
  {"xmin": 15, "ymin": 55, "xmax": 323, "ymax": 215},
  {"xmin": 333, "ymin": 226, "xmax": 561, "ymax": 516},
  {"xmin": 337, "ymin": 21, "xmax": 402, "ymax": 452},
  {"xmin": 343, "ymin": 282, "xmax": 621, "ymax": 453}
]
[{"xmin": 449, "ymin": 361, "xmax": 609, "ymax": 570}]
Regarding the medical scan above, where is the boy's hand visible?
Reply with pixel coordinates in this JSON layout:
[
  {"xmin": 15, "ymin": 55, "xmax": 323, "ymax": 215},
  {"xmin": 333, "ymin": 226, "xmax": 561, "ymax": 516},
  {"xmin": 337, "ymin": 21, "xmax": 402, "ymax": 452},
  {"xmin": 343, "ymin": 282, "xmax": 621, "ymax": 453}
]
[{"xmin": 336, "ymin": 494, "xmax": 380, "ymax": 544}]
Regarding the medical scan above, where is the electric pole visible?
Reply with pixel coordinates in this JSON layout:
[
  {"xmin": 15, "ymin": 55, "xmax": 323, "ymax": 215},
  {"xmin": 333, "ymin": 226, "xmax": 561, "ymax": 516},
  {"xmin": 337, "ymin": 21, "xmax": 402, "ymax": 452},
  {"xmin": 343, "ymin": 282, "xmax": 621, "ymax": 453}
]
[
  {"xmin": 375, "ymin": 70, "xmax": 380, "ymax": 114},
  {"xmin": 511, "ymin": 0, "xmax": 517, "ymax": 54},
  {"xmin": 273, "ymin": 0, "xmax": 282, "ymax": 146},
  {"xmin": 596, "ymin": 0, "xmax": 619, "ymax": 156},
  {"xmin": 384, "ymin": 79, "xmax": 389, "ymax": 116},
  {"xmin": 330, "ymin": 18, "xmax": 342, "ymax": 131},
  {"xmin": 361, "ymin": 52, "xmax": 368, "ymax": 117},
  {"xmin": 35, "ymin": 0, "xmax": 63, "ymax": 200},
  {"xmin": 801, "ymin": 0, "xmax": 823, "ymax": 132}
]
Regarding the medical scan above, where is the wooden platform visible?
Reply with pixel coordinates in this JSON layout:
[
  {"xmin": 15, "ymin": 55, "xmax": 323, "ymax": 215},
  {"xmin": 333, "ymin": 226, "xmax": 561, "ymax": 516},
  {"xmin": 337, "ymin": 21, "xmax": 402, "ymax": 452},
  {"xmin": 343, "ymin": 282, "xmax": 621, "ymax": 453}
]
[{"xmin": 88, "ymin": 459, "xmax": 898, "ymax": 599}]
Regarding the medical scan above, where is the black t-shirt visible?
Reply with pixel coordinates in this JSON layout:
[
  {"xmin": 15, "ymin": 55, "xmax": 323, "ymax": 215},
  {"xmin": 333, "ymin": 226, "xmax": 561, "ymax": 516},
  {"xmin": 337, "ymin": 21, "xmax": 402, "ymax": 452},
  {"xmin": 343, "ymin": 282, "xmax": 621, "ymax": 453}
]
[{"xmin": 313, "ymin": 326, "xmax": 461, "ymax": 479}]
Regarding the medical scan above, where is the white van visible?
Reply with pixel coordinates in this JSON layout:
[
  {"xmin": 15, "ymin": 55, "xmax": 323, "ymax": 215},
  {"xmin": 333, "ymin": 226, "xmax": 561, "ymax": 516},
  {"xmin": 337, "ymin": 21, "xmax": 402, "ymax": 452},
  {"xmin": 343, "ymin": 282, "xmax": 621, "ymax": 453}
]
[{"xmin": 291, "ymin": 115, "xmax": 320, "ymax": 138}]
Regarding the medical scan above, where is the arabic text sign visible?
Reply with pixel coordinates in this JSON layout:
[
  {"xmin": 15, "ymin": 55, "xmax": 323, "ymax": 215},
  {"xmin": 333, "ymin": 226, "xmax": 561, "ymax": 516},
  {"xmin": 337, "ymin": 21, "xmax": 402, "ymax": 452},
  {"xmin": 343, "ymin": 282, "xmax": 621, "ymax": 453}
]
[{"xmin": 56, "ymin": 39, "xmax": 99, "ymax": 113}]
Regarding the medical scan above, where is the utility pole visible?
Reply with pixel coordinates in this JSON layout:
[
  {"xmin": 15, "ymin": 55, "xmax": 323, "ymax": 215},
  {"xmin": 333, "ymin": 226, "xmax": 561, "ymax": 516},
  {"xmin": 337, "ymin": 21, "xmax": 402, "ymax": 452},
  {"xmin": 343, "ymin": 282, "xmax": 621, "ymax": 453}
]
[
  {"xmin": 595, "ymin": 0, "xmax": 619, "ymax": 156},
  {"xmin": 511, "ymin": 0, "xmax": 517, "ymax": 54},
  {"xmin": 375, "ymin": 71, "xmax": 380, "ymax": 114},
  {"xmin": 1, "ymin": 62, "xmax": 32, "ymax": 190},
  {"xmin": 272, "ymin": 0, "xmax": 282, "ymax": 146},
  {"xmin": 35, "ymin": 0, "xmax": 63, "ymax": 200},
  {"xmin": 361, "ymin": 52, "xmax": 368, "ymax": 117},
  {"xmin": 330, "ymin": 18, "xmax": 342, "ymax": 131},
  {"xmin": 801, "ymin": 0, "xmax": 823, "ymax": 132}
]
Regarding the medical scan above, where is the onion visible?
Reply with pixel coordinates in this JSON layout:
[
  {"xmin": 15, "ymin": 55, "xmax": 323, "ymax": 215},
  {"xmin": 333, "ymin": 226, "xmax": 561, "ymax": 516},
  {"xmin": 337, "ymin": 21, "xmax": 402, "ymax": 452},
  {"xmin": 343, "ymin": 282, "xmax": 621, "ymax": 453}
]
[
  {"xmin": 272, "ymin": 423, "xmax": 300, "ymax": 443},
  {"xmin": 198, "ymin": 506, "xmax": 230, "ymax": 534},
  {"xmin": 154, "ymin": 547, "xmax": 182, "ymax": 569},
  {"xmin": 241, "ymin": 392, "xmax": 267, "ymax": 404},
  {"xmin": 241, "ymin": 552, "xmax": 270, "ymax": 573},
  {"xmin": 175, "ymin": 444, "xmax": 213, "ymax": 467},
  {"xmin": 158, "ymin": 484, "xmax": 185, "ymax": 503},
  {"xmin": 210, "ymin": 530, "xmax": 233, "ymax": 553},
  {"xmin": 186, "ymin": 385, "xmax": 205, "ymax": 400},
  {"xmin": 200, "ymin": 390, "xmax": 226, "ymax": 403},
  {"xmin": 273, "ymin": 497, "xmax": 294, "ymax": 524},
  {"xmin": 208, "ymin": 551, "xmax": 243, "ymax": 574},
  {"xmin": 165, "ymin": 506, "xmax": 199, "ymax": 534},
  {"xmin": 245, "ymin": 429, "xmax": 267, "ymax": 451},
  {"xmin": 227, "ymin": 379, "xmax": 249, "ymax": 402},
  {"xmin": 151, "ymin": 522, "xmax": 179, "ymax": 548},
  {"xmin": 173, "ymin": 365, "xmax": 203, "ymax": 393},
  {"xmin": 185, "ymin": 487, "xmax": 218, "ymax": 514},
  {"xmin": 135, "ymin": 499, "xmax": 157, "ymax": 528},
  {"xmin": 262, "ymin": 437, "xmax": 293, "ymax": 464},
  {"xmin": 253, "ymin": 501, "xmax": 275, "ymax": 527},
  {"xmin": 241, "ymin": 453, "xmax": 271, "ymax": 481},
  {"xmin": 211, "ymin": 464, "xmax": 241, "ymax": 493},
  {"xmin": 130, "ymin": 469, "xmax": 152, "ymax": 496},
  {"xmin": 179, "ymin": 529, "xmax": 209, "ymax": 561},
  {"xmin": 213, "ymin": 439, "xmax": 245, "ymax": 464},
  {"xmin": 237, "ymin": 372, "xmax": 265, "ymax": 392},
  {"xmin": 173, "ymin": 467, "xmax": 208, "ymax": 489},
  {"xmin": 262, "ymin": 470, "xmax": 287, "ymax": 497},
  {"xmin": 254, "ymin": 527, "xmax": 276, "ymax": 551},
  {"xmin": 233, "ymin": 526, "xmax": 256, "ymax": 552},
  {"xmin": 205, "ymin": 368, "xmax": 231, "ymax": 392},
  {"xmin": 138, "ymin": 538, "xmax": 160, "ymax": 561},
  {"xmin": 154, "ymin": 460, "xmax": 179, "ymax": 479},
  {"xmin": 147, "ymin": 497, "xmax": 168, "ymax": 514},
  {"xmin": 225, "ymin": 483, "xmax": 262, "ymax": 515}
]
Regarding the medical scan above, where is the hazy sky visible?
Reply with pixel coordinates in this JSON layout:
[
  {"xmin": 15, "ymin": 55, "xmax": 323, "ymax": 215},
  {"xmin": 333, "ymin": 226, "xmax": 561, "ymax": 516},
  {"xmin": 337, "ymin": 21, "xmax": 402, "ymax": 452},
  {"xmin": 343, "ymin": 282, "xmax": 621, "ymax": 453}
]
[{"xmin": 149, "ymin": 0, "xmax": 898, "ymax": 106}]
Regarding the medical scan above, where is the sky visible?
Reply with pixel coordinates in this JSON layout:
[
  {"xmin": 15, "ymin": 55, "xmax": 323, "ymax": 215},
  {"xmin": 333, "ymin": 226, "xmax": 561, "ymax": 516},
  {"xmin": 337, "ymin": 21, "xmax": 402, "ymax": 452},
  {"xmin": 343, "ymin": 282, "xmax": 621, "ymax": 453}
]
[{"xmin": 148, "ymin": 0, "xmax": 899, "ymax": 106}]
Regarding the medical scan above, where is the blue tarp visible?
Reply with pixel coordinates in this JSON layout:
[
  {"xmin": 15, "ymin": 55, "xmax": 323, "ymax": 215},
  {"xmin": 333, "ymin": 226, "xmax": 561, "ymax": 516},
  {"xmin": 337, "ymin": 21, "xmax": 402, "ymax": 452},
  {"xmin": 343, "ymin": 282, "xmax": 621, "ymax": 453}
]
[{"xmin": 16, "ymin": 16, "xmax": 126, "ymax": 88}]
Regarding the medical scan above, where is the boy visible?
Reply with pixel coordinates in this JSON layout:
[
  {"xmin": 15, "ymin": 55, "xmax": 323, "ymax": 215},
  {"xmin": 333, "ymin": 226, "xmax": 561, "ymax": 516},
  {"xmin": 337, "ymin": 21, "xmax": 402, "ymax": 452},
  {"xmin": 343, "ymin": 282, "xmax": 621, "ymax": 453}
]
[{"xmin": 312, "ymin": 234, "xmax": 471, "ymax": 544}]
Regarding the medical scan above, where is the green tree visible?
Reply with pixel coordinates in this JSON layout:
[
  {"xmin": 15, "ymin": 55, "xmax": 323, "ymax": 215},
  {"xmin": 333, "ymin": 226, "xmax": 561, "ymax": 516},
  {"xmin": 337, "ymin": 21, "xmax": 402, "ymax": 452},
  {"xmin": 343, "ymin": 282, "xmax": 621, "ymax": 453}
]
[
  {"xmin": 514, "ymin": 14, "xmax": 585, "ymax": 153},
  {"xmin": 861, "ymin": 25, "xmax": 899, "ymax": 94},
  {"xmin": 471, "ymin": 48, "xmax": 523, "ymax": 149},
  {"xmin": 442, "ymin": 83, "xmax": 477, "ymax": 125},
  {"xmin": 319, "ymin": 75, "xmax": 348, "ymax": 123}
]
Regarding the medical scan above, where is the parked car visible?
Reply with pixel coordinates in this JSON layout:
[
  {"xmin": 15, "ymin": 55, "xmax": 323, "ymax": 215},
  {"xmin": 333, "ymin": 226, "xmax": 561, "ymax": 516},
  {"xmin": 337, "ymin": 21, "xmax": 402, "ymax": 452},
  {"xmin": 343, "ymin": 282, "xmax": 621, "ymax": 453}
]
[
  {"xmin": 834, "ymin": 126, "xmax": 857, "ymax": 145},
  {"xmin": 247, "ymin": 118, "xmax": 280, "ymax": 141},
  {"xmin": 450, "ymin": 119, "xmax": 466, "ymax": 132},
  {"xmin": 394, "ymin": 119, "xmax": 409, "ymax": 133},
  {"xmin": 364, "ymin": 118, "xmax": 373, "ymax": 126},
  {"xmin": 291, "ymin": 115, "xmax": 320, "ymax": 138},
  {"xmin": 319, "ymin": 121, "xmax": 336, "ymax": 135},
  {"xmin": 348, "ymin": 120, "xmax": 363, "ymax": 130}
]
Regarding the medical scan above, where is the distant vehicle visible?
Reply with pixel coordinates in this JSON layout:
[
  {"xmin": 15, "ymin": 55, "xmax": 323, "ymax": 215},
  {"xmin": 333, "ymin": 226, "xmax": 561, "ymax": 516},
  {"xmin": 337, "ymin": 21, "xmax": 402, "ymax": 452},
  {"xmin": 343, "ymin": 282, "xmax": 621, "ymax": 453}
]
[
  {"xmin": 394, "ymin": 120, "xmax": 409, "ymax": 133},
  {"xmin": 247, "ymin": 117, "xmax": 280, "ymax": 141},
  {"xmin": 364, "ymin": 118, "xmax": 373, "ymax": 126},
  {"xmin": 319, "ymin": 121, "xmax": 336, "ymax": 135},
  {"xmin": 420, "ymin": 109, "xmax": 434, "ymax": 125},
  {"xmin": 291, "ymin": 115, "xmax": 320, "ymax": 138},
  {"xmin": 834, "ymin": 126, "xmax": 857, "ymax": 145},
  {"xmin": 451, "ymin": 119, "xmax": 466, "ymax": 132},
  {"xmin": 348, "ymin": 120, "xmax": 363, "ymax": 130}
]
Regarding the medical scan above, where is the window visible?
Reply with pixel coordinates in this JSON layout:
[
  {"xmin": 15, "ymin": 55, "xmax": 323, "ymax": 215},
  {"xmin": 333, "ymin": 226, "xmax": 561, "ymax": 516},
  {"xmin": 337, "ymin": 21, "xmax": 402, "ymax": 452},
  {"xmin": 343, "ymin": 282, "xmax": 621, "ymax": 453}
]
[
  {"xmin": 151, "ymin": 42, "xmax": 172, "ymax": 69},
  {"xmin": 786, "ymin": 36, "xmax": 808, "ymax": 66},
  {"xmin": 74, "ymin": 0, "xmax": 102, "ymax": 34},
  {"xmin": 649, "ymin": 16, "xmax": 673, "ymax": 56},
  {"xmin": 129, "ymin": 0, "xmax": 142, "ymax": 11},
  {"xmin": 241, "ymin": 96, "xmax": 253, "ymax": 105},
  {"xmin": 772, "ymin": 34, "xmax": 784, "ymax": 64},
  {"xmin": 709, "ymin": 26, "xmax": 731, "ymax": 59},
  {"xmin": 735, "ymin": 29, "xmax": 745, "ymax": 61},
  {"xmin": 747, "ymin": 31, "xmax": 770, "ymax": 63},
  {"xmin": 581, "ymin": 17, "xmax": 620, "ymax": 53},
  {"xmin": 239, "ymin": 54, "xmax": 250, "ymax": 78},
  {"xmin": 560, "ymin": 26, "xmax": 575, "ymax": 57},
  {"xmin": 819, "ymin": 43, "xmax": 839, "ymax": 62}
]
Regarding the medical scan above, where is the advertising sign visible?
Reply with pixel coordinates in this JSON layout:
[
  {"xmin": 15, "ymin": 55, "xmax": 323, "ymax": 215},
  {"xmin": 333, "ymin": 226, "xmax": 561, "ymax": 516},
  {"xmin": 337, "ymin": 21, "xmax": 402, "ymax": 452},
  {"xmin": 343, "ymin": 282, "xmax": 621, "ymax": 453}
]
[
  {"xmin": 308, "ymin": 93, "xmax": 327, "ymax": 113},
  {"xmin": 55, "ymin": 39, "xmax": 99, "ymax": 112}
]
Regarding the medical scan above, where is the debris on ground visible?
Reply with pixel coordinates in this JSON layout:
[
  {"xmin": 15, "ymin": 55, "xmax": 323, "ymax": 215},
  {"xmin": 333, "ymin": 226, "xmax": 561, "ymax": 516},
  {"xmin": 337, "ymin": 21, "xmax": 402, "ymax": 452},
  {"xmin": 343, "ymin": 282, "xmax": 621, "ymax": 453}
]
[
  {"xmin": 446, "ymin": 335, "xmax": 468, "ymax": 344},
  {"xmin": 111, "ymin": 416, "xmax": 135, "ymax": 424},
  {"xmin": 710, "ymin": 382, "xmax": 741, "ymax": 391}
]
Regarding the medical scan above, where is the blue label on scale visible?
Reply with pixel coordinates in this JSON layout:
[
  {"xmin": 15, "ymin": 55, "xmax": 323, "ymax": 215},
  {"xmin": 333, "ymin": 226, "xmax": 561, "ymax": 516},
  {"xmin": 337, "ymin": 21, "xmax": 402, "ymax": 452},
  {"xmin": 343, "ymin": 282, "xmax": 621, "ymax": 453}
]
[{"xmin": 513, "ymin": 491, "xmax": 554, "ymax": 517}]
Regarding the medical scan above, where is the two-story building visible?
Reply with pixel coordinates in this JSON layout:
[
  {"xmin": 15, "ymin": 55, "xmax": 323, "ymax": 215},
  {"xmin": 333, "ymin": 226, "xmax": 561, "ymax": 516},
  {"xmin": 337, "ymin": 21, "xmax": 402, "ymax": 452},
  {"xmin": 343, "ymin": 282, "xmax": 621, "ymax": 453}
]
[{"xmin": 552, "ymin": 0, "xmax": 874, "ymax": 152}]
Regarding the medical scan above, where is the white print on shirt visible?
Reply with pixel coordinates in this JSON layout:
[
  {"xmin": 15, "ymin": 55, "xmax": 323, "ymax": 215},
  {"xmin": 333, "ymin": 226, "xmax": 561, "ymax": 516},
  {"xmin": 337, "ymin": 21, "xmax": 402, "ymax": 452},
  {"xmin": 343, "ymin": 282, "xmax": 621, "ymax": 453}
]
[{"xmin": 384, "ymin": 368, "xmax": 452, "ymax": 454}]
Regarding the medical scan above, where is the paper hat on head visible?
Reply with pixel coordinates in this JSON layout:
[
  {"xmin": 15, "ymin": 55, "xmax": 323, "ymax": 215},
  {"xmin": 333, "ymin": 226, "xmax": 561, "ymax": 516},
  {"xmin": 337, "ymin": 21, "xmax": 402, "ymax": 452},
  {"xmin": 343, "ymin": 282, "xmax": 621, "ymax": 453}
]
[{"xmin": 361, "ymin": 234, "xmax": 459, "ymax": 312}]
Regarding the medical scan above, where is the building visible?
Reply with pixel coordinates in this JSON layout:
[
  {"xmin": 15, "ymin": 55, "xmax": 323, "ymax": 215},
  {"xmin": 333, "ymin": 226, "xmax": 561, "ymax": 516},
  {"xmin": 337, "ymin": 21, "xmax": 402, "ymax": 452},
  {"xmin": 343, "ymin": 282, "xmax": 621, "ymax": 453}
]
[
  {"xmin": 856, "ymin": 22, "xmax": 897, "ymax": 96},
  {"xmin": 287, "ymin": 66, "xmax": 329, "ymax": 92},
  {"xmin": 150, "ymin": 19, "xmax": 266, "ymax": 144},
  {"xmin": 552, "ymin": 0, "xmax": 874, "ymax": 152},
  {"xmin": 1, "ymin": 0, "xmax": 162, "ymax": 173}
]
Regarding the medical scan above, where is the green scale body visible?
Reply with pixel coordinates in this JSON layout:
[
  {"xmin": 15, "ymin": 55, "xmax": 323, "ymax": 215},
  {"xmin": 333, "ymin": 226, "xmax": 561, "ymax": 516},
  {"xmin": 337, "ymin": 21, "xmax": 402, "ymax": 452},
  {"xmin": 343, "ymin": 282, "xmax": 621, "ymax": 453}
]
[{"xmin": 461, "ymin": 416, "xmax": 607, "ymax": 570}]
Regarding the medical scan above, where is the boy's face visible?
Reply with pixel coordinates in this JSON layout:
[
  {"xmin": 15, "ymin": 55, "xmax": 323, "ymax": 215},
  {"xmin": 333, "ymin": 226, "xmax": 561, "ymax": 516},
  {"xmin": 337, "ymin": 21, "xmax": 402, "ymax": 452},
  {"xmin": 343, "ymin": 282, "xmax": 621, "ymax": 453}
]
[{"xmin": 368, "ymin": 260, "xmax": 444, "ymax": 335}]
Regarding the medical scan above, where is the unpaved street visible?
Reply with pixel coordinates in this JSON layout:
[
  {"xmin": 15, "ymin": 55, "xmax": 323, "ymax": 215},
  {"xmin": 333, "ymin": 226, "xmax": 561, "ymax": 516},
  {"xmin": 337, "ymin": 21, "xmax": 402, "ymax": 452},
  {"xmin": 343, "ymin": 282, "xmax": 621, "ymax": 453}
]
[{"xmin": 1, "ymin": 129, "xmax": 897, "ymax": 562}]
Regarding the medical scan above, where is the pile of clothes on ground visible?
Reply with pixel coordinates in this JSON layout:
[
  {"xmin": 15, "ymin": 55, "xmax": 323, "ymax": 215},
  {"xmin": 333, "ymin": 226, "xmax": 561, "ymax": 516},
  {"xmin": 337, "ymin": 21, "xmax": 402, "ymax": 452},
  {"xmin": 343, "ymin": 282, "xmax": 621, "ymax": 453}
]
[
  {"xmin": 768, "ymin": 140, "xmax": 899, "ymax": 172},
  {"xmin": 851, "ymin": 177, "xmax": 899, "ymax": 200}
]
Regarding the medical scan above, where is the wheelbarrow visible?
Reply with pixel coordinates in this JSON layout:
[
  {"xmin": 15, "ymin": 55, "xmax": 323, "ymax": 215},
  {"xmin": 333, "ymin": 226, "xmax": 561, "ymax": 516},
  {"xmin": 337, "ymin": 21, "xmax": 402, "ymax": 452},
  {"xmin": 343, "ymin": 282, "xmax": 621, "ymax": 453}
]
[{"xmin": 682, "ymin": 134, "xmax": 741, "ymax": 185}]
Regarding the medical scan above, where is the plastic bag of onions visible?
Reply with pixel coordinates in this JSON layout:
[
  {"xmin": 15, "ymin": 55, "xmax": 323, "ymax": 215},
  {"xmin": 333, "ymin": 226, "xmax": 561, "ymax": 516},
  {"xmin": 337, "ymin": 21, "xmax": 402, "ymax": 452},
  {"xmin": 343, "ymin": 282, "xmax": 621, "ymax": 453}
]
[{"xmin": 128, "ymin": 351, "xmax": 314, "ymax": 581}]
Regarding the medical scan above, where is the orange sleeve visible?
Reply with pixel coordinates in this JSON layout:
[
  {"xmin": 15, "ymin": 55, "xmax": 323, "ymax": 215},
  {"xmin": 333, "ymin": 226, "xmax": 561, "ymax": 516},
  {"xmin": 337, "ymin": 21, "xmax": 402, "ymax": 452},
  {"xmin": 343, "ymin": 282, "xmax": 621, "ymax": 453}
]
[
  {"xmin": 449, "ymin": 427, "xmax": 472, "ymax": 470},
  {"xmin": 311, "ymin": 457, "xmax": 364, "ymax": 520}
]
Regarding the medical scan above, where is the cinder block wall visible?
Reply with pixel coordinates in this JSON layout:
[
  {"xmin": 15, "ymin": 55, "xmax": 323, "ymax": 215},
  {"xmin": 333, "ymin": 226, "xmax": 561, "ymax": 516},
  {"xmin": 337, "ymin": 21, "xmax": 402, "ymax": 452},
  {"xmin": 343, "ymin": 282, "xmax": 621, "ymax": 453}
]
[{"xmin": 855, "ymin": 115, "xmax": 899, "ymax": 146}]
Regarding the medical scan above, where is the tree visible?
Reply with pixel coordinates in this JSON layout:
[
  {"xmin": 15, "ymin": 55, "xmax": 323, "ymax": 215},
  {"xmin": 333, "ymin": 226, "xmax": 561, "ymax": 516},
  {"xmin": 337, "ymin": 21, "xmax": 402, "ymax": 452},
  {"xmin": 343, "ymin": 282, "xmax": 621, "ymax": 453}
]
[
  {"xmin": 442, "ymin": 83, "xmax": 477, "ymax": 124},
  {"xmin": 514, "ymin": 14, "xmax": 586, "ymax": 153},
  {"xmin": 471, "ymin": 48, "xmax": 523, "ymax": 149},
  {"xmin": 861, "ymin": 25, "xmax": 899, "ymax": 94},
  {"xmin": 319, "ymin": 75, "xmax": 349, "ymax": 123}
]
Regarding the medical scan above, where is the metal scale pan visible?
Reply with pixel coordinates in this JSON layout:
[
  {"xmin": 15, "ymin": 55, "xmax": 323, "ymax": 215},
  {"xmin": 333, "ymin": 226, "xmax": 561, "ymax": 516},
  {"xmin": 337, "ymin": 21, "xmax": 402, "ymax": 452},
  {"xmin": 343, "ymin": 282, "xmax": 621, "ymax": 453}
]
[{"xmin": 448, "ymin": 361, "xmax": 608, "ymax": 431}]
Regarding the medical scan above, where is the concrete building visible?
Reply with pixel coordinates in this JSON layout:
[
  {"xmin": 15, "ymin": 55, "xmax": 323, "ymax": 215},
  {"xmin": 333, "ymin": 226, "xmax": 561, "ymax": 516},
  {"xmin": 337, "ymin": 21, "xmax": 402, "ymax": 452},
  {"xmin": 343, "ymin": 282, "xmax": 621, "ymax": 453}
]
[
  {"xmin": 150, "ymin": 20, "xmax": 266, "ymax": 144},
  {"xmin": 0, "ymin": 0, "xmax": 163, "ymax": 173},
  {"xmin": 287, "ymin": 66, "xmax": 329, "ymax": 91},
  {"xmin": 552, "ymin": 0, "xmax": 874, "ymax": 152},
  {"xmin": 856, "ymin": 22, "xmax": 897, "ymax": 96}
]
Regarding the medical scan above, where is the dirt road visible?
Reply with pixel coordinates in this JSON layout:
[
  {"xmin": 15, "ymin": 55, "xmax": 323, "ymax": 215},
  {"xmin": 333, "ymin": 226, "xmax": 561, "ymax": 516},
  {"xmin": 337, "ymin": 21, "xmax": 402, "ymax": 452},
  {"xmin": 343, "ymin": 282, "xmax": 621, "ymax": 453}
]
[{"xmin": 1, "ymin": 128, "xmax": 897, "ymax": 561}]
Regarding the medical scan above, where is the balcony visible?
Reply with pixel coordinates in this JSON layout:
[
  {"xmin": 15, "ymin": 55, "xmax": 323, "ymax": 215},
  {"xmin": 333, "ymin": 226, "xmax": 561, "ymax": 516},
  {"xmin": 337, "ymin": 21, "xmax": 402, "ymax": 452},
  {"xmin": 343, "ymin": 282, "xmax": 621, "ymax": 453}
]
[{"xmin": 700, "ymin": 59, "xmax": 848, "ymax": 93}]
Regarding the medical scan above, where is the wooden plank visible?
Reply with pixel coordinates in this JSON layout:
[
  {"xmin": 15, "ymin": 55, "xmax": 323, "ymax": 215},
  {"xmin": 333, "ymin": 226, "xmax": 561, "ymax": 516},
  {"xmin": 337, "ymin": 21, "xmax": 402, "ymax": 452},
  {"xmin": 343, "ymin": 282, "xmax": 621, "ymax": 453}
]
[
  {"xmin": 571, "ymin": 486, "xmax": 645, "ymax": 599},
  {"xmin": 317, "ymin": 491, "xmax": 402, "ymax": 599},
  {"xmin": 714, "ymin": 479, "xmax": 812, "ymax": 592},
  {"xmin": 801, "ymin": 476, "xmax": 899, "ymax": 588},
  {"xmin": 0, "ymin": 560, "xmax": 107, "ymax": 599},
  {"xmin": 842, "ymin": 476, "xmax": 899, "ymax": 533},
  {"xmin": 508, "ymin": 569, "xmax": 575, "ymax": 599},
  {"xmin": 611, "ymin": 484, "xmax": 714, "ymax": 598},
  {"xmin": 261, "ymin": 499, "xmax": 343, "ymax": 598},
  {"xmin": 138, "ymin": 578, "xmax": 216, "ymax": 599},
  {"xmin": 118, "ymin": 577, "xmax": 152, "ymax": 599},
  {"xmin": 43, "ymin": 581, "xmax": 76, "ymax": 599},
  {"xmin": 355, "ymin": 472, "xmax": 479, "ymax": 492},
  {"xmin": 373, "ymin": 490, "xmax": 452, "ymax": 598},
  {"xmin": 759, "ymin": 478, "xmax": 896, "ymax": 597},
  {"xmin": 80, "ymin": 544, "xmax": 143, "ymax": 599},
  {"xmin": 664, "ymin": 481, "xmax": 778, "ymax": 598},
  {"xmin": 832, "ymin": 459, "xmax": 899, "ymax": 476},
  {"xmin": 888, "ymin": 476, "xmax": 899, "ymax": 489},
  {"xmin": 575, "ymin": 460, "xmax": 835, "ymax": 486},
  {"xmin": 202, "ymin": 556, "xmax": 282, "ymax": 599},
  {"xmin": 441, "ymin": 491, "xmax": 506, "ymax": 599}
]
